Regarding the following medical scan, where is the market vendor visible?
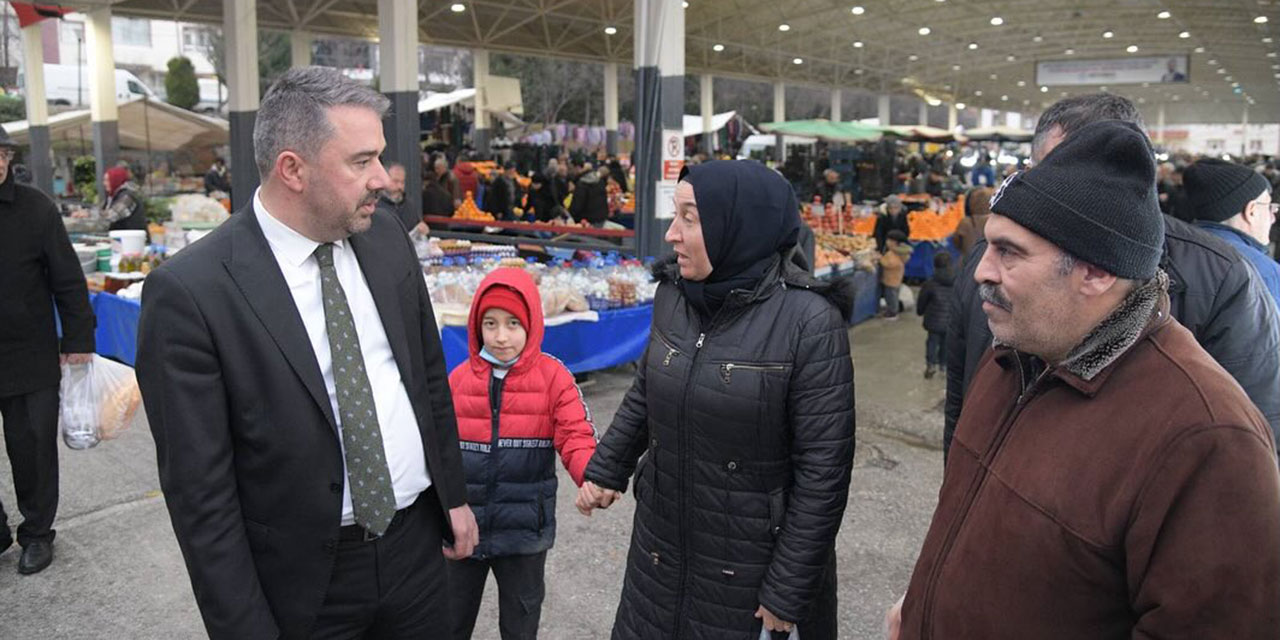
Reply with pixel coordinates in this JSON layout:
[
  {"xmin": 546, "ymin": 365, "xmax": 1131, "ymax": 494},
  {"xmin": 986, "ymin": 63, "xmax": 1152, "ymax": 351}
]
[
  {"xmin": 102, "ymin": 167, "xmax": 148, "ymax": 235},
  {"xmin": 874, "ymin": 194, "xmax": 911, "ymax": 252}
]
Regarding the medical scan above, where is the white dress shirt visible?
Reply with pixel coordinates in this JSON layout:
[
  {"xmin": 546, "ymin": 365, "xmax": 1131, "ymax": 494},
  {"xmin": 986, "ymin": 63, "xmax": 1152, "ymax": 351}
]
[{"xmin": 254, "ymin": 189, "xmax": 431, "ymax": 526}]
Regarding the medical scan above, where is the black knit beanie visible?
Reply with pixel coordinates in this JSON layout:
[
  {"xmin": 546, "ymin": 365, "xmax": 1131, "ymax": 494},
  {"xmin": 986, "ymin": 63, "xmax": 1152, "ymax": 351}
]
[
  {"xmin": 1184, "ymin": 158, "xmax": 1272, "ymax": 224},
  {"xmin": 989, "ymin": 120, "xmax": 1164, "ymax": 280}
]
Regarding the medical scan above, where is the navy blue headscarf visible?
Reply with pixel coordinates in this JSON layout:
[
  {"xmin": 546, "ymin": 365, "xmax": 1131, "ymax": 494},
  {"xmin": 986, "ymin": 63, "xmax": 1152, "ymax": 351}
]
[{"xmin": 677, "ymin": 161, "xmax": 801, "ymax": 320}]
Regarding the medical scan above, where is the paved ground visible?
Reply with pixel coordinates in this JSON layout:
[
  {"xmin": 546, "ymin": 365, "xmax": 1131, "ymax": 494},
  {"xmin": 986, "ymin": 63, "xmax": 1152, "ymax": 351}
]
[{"xmin": 0, "ymin": 309, "xmax": 947, "ymax": 639}]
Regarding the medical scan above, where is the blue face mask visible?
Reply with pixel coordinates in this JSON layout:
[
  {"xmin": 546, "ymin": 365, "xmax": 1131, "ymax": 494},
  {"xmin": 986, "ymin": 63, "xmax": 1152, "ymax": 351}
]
[{"xmin": 479, "ymin": 346, "xmax": 520, "ymax": 369}]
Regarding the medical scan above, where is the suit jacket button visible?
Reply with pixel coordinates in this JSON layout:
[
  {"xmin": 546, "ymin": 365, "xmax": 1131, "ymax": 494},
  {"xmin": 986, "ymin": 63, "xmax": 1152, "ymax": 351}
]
[{"xmin": 330, "ymin": 482, "xmax": 342, "ymax": 494}]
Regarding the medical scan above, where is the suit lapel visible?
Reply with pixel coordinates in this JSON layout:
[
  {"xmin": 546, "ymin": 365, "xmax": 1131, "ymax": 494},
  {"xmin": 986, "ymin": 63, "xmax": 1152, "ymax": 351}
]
[
  {"xmin": 349, "ymin": 230, "xmax": 416, "ymax": 389},
  {"xmin": 223, "ymin": 209, "xmax": 339, "ymax": 434}
]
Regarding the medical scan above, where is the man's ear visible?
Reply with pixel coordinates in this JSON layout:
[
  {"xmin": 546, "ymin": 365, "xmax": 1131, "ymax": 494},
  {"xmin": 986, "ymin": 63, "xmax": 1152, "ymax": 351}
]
[
  {"xmin": 275, "ymin": 151, "xmax": 306, "ymax": 194},
  {"xmin": 1078, "ymin": 261, "xmax": 1121, "ymax": 298}
]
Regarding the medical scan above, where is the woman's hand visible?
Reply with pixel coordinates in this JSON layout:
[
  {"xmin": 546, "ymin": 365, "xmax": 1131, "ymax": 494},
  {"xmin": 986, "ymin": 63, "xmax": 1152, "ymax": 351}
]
[
  {"xmin": 755, "ymin": 605, "xmax": 794, "ymax": 634},
  {"xmin": 884, "ymin": 594, "xmax": 904, "ymax": 640},
  {"xmin": 575, "ymin": 481, "xmax": 621, "ymax": 516}
]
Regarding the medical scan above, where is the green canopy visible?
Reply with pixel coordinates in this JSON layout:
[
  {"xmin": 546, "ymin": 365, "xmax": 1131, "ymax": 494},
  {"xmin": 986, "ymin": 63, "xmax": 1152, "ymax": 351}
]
[{"xmin": 759, "ymin": 119, "xmax": 884, "ymax": 142}]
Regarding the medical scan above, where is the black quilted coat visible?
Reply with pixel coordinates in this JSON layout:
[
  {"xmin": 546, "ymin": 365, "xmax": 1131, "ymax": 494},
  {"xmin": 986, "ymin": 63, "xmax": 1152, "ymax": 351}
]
[{"xmin": 584, "ymin": 251, "xmax": 856, "ymax": 639}]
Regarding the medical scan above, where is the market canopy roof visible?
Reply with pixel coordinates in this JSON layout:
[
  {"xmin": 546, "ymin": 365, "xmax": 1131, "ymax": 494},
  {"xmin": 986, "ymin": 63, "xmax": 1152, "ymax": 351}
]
[
  {"xmin": 963, "ymin": 126, "xmax": 1035, "ymax": 142},
  {"xmin": 760, "ymin": 119, "xmax": 883, "ymax": 142},
  {"xmin": 681, "ymin": 110, "xmax": 736, "ymax": 138},
  {"xmin": 879, "ymin": 125, "xmax": 957, "ymax": 142},
  {"xmin": 80, "ymin": 0, "xmax": 1279, "ymax": 123},
  {"xmin": 2, "ymin": 96, "xmax": 228, "ymax": 151}
]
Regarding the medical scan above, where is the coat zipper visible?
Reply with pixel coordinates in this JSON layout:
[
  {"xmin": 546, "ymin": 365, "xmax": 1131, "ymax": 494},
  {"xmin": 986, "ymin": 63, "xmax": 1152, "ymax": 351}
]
[
  {"xmin": 656, "ymin": 332, "xmax": 682, "ymax": 367},
  {"xmin": 919, "ymin": 354, "xmax": 1050, "ymax": 638},
  {"xmin": 719, "ymin": 362, "xmax": 787, "ymax": 385},
  {"xmin": 484, "ymin": 374, "xmax": 505, "ymax": 551},
  {"xmin": 671, "ymin": 331, "xmax": 705, "ymax": 638}
]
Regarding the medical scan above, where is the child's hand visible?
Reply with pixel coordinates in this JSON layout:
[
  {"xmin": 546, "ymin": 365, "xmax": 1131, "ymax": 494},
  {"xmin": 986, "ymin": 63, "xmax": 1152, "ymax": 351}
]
[{"xmin": 575, "ymin": 481, "xmax": 621, "ymax": 516}]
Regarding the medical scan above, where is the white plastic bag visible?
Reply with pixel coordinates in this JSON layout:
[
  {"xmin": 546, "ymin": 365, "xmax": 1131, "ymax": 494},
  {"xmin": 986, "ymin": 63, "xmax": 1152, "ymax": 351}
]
[
  {"xmin": 759, "ymin": 625, "xmax": 799, "ymax": 640},
  {"xmin": 59, "ymin": 355, "xmax": 142, "ymax": 450},
  {"xmin": 898, "ymin": 284, "xmax": 916, "ymax": 313}
]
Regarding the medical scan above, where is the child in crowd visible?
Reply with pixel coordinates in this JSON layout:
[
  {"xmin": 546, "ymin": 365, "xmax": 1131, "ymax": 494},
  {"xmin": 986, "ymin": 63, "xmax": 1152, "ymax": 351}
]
[
  {"xmin": 447, "ymin": 268, "xmax": 598, "ymax": 640},
  {"xmin": 879, "ymin": 229, "xmax": 913, "ymax": 320},
  {"xmin": 917, "ymin": 252, "xmax": 955, "ymax": 379}
]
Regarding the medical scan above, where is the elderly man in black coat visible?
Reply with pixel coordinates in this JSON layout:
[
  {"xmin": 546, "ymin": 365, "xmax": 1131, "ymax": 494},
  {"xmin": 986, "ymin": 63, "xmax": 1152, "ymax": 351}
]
[{"xmin": 0, "ymin": 128, "xmax": 96, "ymax": 575}]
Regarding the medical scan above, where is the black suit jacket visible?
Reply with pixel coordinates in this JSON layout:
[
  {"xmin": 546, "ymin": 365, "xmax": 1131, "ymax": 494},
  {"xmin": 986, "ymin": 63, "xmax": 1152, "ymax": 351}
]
[
  {"xmin": 136, "ymin": 205, "xmax": 466, "ymax": 639},
  {"xmin": 0, "ymin": 173, "xmax": 95, "ymax": 396}
]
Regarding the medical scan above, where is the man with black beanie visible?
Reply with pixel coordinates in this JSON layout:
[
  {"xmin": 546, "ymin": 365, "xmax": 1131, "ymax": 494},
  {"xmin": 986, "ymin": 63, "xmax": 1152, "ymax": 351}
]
[
  {"xmin": 887, "ymin": 119, "xmax": 1280, "ymax": 639},
  {"xmin": 1185, "ymin": 158, "xmax": 1278, "ymax": 309},
  {"xmin": 943, "ymin": 93, "xmax": 1280, "ymax": 459}
]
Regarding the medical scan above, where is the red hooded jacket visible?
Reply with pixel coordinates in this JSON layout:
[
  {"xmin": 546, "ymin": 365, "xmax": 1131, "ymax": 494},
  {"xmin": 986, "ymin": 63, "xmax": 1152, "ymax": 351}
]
[{"xmin": 447, "ymin": 268, "xmax": 597, "ymax": 558}]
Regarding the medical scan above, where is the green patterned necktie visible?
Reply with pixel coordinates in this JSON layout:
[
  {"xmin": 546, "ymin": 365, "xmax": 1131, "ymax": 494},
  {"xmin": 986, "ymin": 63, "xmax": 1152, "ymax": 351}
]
[{"xmin": 314, "ymin": 243, "xmax": 397, "ymax": 536}]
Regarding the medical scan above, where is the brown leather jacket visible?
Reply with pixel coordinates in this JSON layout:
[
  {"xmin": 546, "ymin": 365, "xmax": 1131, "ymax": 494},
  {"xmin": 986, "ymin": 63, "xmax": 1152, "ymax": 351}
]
[{"xmin": 902, "ymin": 276, "xmax": 1280, "ymax": 639}]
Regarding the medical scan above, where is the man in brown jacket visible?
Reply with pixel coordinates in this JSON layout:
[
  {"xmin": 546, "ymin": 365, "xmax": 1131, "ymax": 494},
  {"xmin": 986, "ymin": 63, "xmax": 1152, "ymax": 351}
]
[{"xmin": 886, "ymin": 119, "xmax": 1280, "ymax": 639}]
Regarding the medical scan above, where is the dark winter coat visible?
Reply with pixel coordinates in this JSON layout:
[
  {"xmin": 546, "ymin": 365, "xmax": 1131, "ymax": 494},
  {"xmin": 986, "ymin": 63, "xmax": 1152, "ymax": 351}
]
[
  {"xmin": 916, "ymin": 269, "xmax": 954, "ymax": 334},
  {"xmin": 0, "ymin": 172, "xmax": 95, "ymax": 396},
  {"xmin": 448, "ymin": 270, "xmax": 597, "ymax": 559},
  {"xmin": 569, "ymin": 172, "xmax": 609, "ymax": 225},
  {"xmin": 583, "ymin": 250, "xmax": 856, "ymax": 639},
  {"xmin": 944, "ymin": 214, "xmax": 1280, "ymax": 457},
  {"xmin": 873, "ymin": 211, "xmax": 911, "ymax": 252}
]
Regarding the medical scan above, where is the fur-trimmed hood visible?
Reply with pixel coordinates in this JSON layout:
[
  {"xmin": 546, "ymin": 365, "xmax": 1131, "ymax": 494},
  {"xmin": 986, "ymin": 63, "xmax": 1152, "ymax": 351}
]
[{"xmin": 651, "ymin": 247, "xmax": 856, "ymax": 322}]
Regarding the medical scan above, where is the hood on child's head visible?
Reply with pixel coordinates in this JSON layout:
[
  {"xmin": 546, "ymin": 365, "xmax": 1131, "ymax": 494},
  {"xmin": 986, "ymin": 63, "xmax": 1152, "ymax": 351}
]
[{"xmin": 467, "ymin": 268, "xmax": 545, "ymax": 374}]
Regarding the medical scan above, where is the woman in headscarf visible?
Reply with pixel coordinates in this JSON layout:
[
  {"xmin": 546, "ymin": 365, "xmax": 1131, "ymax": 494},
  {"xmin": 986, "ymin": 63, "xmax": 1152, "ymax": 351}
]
[
  {"xmin": 578, "ymin": 160, "xmax": 856, "ymax": 639},
  {"xmin": 102, "ymin": 166, "xmax": 147, "ymax": 233}
]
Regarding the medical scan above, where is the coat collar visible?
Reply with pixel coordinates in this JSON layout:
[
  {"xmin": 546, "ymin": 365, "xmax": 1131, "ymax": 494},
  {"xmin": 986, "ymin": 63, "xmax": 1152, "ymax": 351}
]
[
  {"xmin": 995, "ymin": 271, "xmax": 1171, "ymax": 397},
  {"xmin": 1195, "ymin": 220, "xmax": 1270, "ymax": 255}
]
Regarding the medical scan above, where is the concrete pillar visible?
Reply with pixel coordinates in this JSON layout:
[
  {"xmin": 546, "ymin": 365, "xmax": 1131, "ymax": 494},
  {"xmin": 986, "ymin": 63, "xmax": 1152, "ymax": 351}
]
[
  {"xmin": 604, "ymin": 61, "xmax": 619, "ymax": 155},
  {"xmin": 472, "ymin": 48, "xmax": 490, "ymax": 154},
  {"xmin": 633, "ymin": 0, "xmax": 684, "ymax": 259},
  {"xmin": 20, "ymin": 23, "xmax": 52, "ymax": 194},
  {"xmin": 980, "ymin": 108, "xmax": 995, "ymax": 128},
  {"xmin": 291, "ymin": 30, "xmax": 312, "ymax": 68},
  {"xmin": 1241, "ymin": 105, "xmax": 1249, "ymax": 157},
  {"xmin": 379, "ymin": 0, "xmax": 421, "ymax": 222},
  {"xmin": 919, "ymin": 101, "xmax": 928, "ymax": 126},
  {"xmin": 225, "ymin": 0, "xmax": 260, "ymax": 211},
  {"xmin": 85, "ymin": 7, "xmax": 118, "ymax": 191},
  {"xmin": 700, "ymin": 74, "xmax": 713, "ymax": 155},
  {"xmin": 773, "ymin": 81, "xmax": 785, "ymax": 163},
  {"xmin": 1156, "ymin": 103, "xmax": 1166, "ymax": 146},
  {"xmin": 830, "ymin": 87, "xmax": 842, "ymax": 123},
  {"xmin": 947, "ymin": 102, "xmax": 958, "ymax": 131},
  {"xmin": 877, "ymin": 94, "xmax": 891, "ymax": 126}
]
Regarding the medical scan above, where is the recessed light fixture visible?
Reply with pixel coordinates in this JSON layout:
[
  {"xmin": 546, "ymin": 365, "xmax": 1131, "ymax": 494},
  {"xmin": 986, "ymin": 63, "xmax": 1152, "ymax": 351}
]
[
  {"xmin": 919, "ymin": 27, "xmax": 932, "ymax": 35},
  {"xmin": 1040, "ymin": 86, "xmax": 1048, "ymax": 92},
  {"xmin": 1017, "ymin": 80, "xmax": 1026, "ymax": 87},
  {"xmin": 1194, "ymin": 46, "xmax": 1205, "ymax": 53},
  {"xmin": 853, "ymin": 41, "xmax": 864, "ymax": 48},
  {"xmin": 1265, "ymin": 37, "xmax": 1274, "ymax": 44},
  {"xmin": 1065, "ymin": 48, "xmax": 1075, "ymax": 55},
  {"xmin": 793, "ymin": 57, "xmax": 803, "ymax": 64},
  {"xmin": 712, "ymin": 43, "xmax": 725, "ymax": 52},
  {"xmin": 968, "ymin": 42, "xmax": 979, "ymax": 50},
  {"xmin": 1255, "ymin": 16, "xmax": 1268, "ymax": 24},
  {"xmin": 1179, "ymin": 31, "xmax": 1190, "ymax": 39},
  {"xmin": 1208, "ymin": 59, "xmax": 1217, "ymax": 65},
  {"xmin": 1006, "ymin": 54, "xmax": 1016, "ymax": 62},
  {"xmin": 1138, "ymin": 97, "xmax": 1146, "ymax": 103},
  {"xmin": 974, "ymin": 90, "xmax": 983, "ymax": 96},
  {"xmin": 956, "ymin": 102, "xmax": 966, "ymax": 109},
  {"xmin": 1001, "ymin": 94, "xmax": 1009, "ymax": 101},
  {"xmin": 1127, "ymin": 45, "xmax": 1139, "ymax": 53},
  {"xmin": 990, "ymin": 73, "xmax": 998, "ymax": 80},
  {"xmin": 952, "ymin": 64, "xmax": 961, "ymax": 71},
  {"xmin": 778, "ymin": 24, "xmax": 790, "ymax": 31},
  {"xmin": 990, "ymin": 16, "xmax": 1004, "ymax": 26},
  {"xmin": 854, "ymin": 68, "xmax": 863, "ymax": 74},
  {"xmin": 909, "ymin": 54, "xmax": 919, "ymax": 61},
  {"xmin": 682, "ymin": 1, "xmax": 688, "ymax": 6},
  {"xmin": 1217, "ymin": 68, "xmax": 1226, "ymax": 74},
  {"xmin": 450, "ymin": 2, "xmax": 465, "ymax": 11},
  {"xmin": 1100, "ymin": 85, "xmax": 1108, "ymax": 91},
  {"xmin": 1226, "ymin": 76, "xmax": 1233, "ymax": 81},
  {"xmin": 604, "ymin": 26, "xmax": 617, "ymax": 35},
  {"xmin": 1103, "ymin": 30, "xmax": 1114, "ymax": 38},
  {"xmin": 851, "ymin": 6, "xmax": 865, "ymax": 15},
  {"xmin": 1157, "ymin": 10, "xmax": 1171, "ymax": 19},
  {"xmin": 1033, "ymin": 34, "xmax": 1043, "ymax": 43}
]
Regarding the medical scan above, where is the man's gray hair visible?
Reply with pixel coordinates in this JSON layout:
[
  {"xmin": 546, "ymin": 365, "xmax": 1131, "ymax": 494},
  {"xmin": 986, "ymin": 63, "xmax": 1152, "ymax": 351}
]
[
  {"xmin": 1031, "ymin": 94, "xmax": 1145, "ymax": 161},
  {"xmin": 253, "ymin": 66, "xmax": 391, "ymax": 179}
]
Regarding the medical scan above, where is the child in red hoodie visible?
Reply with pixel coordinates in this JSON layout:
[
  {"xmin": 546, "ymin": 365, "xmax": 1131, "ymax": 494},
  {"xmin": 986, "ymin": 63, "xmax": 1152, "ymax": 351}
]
[{"xmin": 447, "ymin": 268, "xmax": 597, "ymax": 639}]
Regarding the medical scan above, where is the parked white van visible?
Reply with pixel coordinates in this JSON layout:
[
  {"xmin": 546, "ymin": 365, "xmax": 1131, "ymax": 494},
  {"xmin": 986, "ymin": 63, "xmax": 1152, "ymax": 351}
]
[{"xmin": 17, "ymin": 64, "xmax": 158, "ymax": 107}]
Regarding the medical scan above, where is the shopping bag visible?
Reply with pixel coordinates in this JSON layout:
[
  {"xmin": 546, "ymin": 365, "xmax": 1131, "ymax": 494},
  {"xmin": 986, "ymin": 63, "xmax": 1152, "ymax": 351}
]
[
  {"xmin": 59, "ymin": 355, "xmax": 142, "ymax": 450},
  {"xmin": 759, "ymin": 625, "xmax": 799, "ymax": 640},
  {"xmin": 897, "ymin": 284, "xmax": 916, "ymax": 312}
]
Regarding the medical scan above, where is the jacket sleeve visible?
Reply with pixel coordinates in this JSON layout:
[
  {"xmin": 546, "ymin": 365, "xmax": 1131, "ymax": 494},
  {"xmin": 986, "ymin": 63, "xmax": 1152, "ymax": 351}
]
[
  {"xmin": 549, "ymin": 363, "xmax": 599, "ymax": 486},
  {"xmin": 136, "ymin": 268, "xmax": 279, "ymax": 640},
  {"xmin": 414, "ymin": 245, "xmax": 468, "ymax": 510},
  {"xmin": 1127, "ymin": 426, "xmax": 1280, "ymax": 637},
  {"xmin": 583, "ymin": 344, "xmax": 651, "ymax": 493},
  {"xmin": 759, "ymin": 302, "xmax": 856, "ymax": 624},
  {"xmin": 43, "ymin": 206, "xmax": 96, "ymax": 353},
  {"xmin": 1198, "ymin": 259, "xmax": 1280, "ymax": 447},
  {"xmin": 917, "ymin": 282, "xmax": 934, "ymax": 317},
  {"xmin": 944, "ymin": 242, "xmax": 986, "ymax": 461}
]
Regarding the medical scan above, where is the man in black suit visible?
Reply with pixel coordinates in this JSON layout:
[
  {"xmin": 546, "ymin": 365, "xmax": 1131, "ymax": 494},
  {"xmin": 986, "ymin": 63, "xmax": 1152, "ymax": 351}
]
[
  {"xmin": 0, "ymin": 128, "xmax": 95, "ymax": 576},
  {"xmin": 136, "ymin": 67, "xmax": 478, "ymax": 640}
]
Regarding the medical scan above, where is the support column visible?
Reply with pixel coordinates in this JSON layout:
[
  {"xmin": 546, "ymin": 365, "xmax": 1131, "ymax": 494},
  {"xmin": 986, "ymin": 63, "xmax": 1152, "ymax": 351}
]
[
  {"xmin": 877, "ymin": 94, "xmax": 891, "ymax": 126},
  {"xmin": 472, "ymin": 49, "xmax": 490, "ymax": 154},
  {"xmin": 773, "ymin": 81, "xmax": 785, "ymax": 163},
  {"xmin": 291, "ymin": 29, "xmax": 312, "ymax": 68},
  {"xmin": 633, "ymin": 0, "xmax": 684, "ymax": 259},
  {"xmin": 980, "ymin": 108, "xmax": 995, "ymax": 128},
  {"xmin": 830, "ymin": 87, "xmax": 842, "ymax": 123},
  {"xmin": 919, "ymin": 101, "xmax": 929, "ymax": 126},
  {"xmin": 700, "ymin": 74, "xmax": 713, "ymax": 155},
  {"xmin": 947, "ymin": 102, "xmax": 958, "ymax": 131},
  {"xmin": 85, "ymin": 7, "xmax": 118, "ymax": 192},
  {"xmin": 225, "ymin": 0, "xmax": 260, "ymax": 211},
  {"xmin": 20, "ymin": 23, "xmax": 52, "ymax": 194},
  {"xmin": 604, "ymin": 61, "xmax": 619, "ymax": 155},
  {"xmin": 379, "ymin": 0, "xmax": 421, "ymax": 221},
  {"xmin": 1156, "ymin": 103, "xmax": 1166, "ymax": 146}
]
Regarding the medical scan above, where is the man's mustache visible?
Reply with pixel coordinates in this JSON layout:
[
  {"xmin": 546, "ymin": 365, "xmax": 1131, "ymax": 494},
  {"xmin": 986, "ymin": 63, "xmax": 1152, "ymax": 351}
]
[{"xmin": 978, "ymin": 283, "xmax": 1012, "ymax": 312}]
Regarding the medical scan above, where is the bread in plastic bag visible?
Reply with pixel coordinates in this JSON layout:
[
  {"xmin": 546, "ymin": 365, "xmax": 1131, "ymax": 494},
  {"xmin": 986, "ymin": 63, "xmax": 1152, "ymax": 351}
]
[{"xmin": 59, "ymin": 355, "xmax": 142, "ymax": 450}]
